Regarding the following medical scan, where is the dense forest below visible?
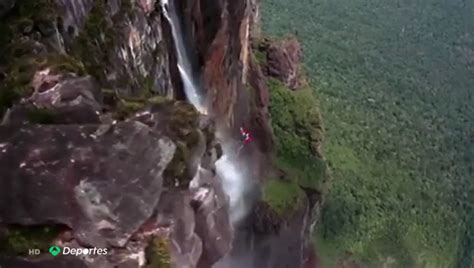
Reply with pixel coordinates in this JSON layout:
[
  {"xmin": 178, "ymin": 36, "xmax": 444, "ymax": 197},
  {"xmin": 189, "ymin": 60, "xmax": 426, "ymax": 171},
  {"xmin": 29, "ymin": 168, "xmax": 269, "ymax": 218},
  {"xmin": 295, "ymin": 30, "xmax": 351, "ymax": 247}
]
[{"xmin": 262, "ymin": 0, "xmax": 474, "ymax": 267}]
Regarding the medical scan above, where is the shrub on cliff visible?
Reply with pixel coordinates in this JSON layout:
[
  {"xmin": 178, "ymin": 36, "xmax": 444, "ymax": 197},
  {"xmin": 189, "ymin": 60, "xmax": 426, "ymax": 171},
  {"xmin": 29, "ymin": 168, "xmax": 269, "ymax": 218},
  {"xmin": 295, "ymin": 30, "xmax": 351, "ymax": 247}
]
[
  {"xmin": 263, "ymin": 77, "xmax": 329, "ymax": 214},
  {"xmin": 0, "ymin": 225, "xmax": 63, "ymax": 256},
  {"xmin": 0, "ymin": 1, "xmax": 86, "ymax": 116},
  {"xmin": 145, "ymin": 237, "xmax": 171, "ymax": 268},
  {"xmin": 268, "ymin": 78, "xmax": 328, "ymax": 191}
]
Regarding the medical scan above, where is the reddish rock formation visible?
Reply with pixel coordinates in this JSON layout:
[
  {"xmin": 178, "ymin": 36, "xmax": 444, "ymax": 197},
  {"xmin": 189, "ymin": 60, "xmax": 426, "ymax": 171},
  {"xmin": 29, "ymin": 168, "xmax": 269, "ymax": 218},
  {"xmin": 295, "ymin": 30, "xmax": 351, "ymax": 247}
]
[
  {"xmin": 246, "ymin": 54, "xmax": 274, "ymax": 154},
  {"xmin": 259, "ymin": 36, "xmax": 306, "ymax": 90},
  {"xmin": 179, "ymin": 0, "xmax": 265, "ymax": 127}
]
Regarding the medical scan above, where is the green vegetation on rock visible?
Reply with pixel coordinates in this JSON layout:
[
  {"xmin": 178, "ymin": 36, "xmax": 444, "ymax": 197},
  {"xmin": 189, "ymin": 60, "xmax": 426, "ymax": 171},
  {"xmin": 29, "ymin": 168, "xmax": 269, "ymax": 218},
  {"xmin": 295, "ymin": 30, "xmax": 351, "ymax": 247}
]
[
  {"xmin": 263, "ymin": 77, "xmax": 328, "ymax": 214},
  {"xmin": 0, "ymin": 42, "xmax": 85, "ymax": 115},
  {"xmin": 0, "ymin": 225, "xmax": 62, "ymax": 256},
  {"xmin": 268, "ymin": 78, "xmax": 328, "ymax": 192},
  {"xmin": 71, "ymin": 0, "xmax": 160, "ymax": 102},
  {"xmin": 73, "ymin": 0, "xmax": 113, "ymax": 82},
  {"xmin": 114, "ymin": 100, "xmax": 149, "ymax": 120},
  {"xmin": 160, "ymin": 101, "xmax": 201, "ymax": 188},
  {"xmin": 262, "ymin": 0, "xmax": 474, "ymax": 266},
  {"xmin": 0, "ymin": 1, "xmax": 85, "ymax": 116},
  {"xmin": 145, "ymin": 236, "xmax": 171, "ymax": 268},
  {"xmin": 113, "ymin": 95, "xmax": 169, "ymax": 120},
  {"xmin": 254, "ymin": 48, "xmax": 268, "ymax": 65},
  {"xmin": 263, "ymin": 178, "xmax": 304, "ymax": 215}
]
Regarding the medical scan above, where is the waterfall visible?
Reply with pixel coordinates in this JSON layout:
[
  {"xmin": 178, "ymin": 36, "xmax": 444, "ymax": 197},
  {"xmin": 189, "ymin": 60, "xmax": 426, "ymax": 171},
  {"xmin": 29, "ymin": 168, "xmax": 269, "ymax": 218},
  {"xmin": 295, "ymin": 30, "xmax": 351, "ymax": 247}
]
[
  {"xmin": 161, "ymin": 0, "xmax": 206, "ymax": 114},
  {"xmin": 215, "ymin": 148, "xmax": 251, "ymax": 223},
  {"xmin": 161, "ymin": 0, "xmax": 250, "ymax": 224}
]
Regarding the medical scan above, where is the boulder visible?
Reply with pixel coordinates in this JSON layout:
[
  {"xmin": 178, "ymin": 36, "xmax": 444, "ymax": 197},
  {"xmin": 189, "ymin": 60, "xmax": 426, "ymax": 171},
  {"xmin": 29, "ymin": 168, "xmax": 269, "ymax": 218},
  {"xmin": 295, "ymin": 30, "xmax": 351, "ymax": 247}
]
[
  {"xmin": 29, "ymin": 72, "xmax": 102, "ymax": 111},
  {"xmin": 3, "ymin": 73, "xmax": 103, "ymax": 125},
  {"xmin": 0, "ymin": 121, "xmax": 176, "ymax": 247}
]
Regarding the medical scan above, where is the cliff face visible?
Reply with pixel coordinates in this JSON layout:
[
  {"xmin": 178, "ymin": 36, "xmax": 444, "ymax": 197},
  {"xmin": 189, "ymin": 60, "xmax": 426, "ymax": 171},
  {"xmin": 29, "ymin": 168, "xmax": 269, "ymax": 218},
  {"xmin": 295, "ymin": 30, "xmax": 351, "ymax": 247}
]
[
  {"xmin": 0, "ymin": 0, "xmax": 324, "ymax": 267},
  {"xmin": 179, "ymin": 1, "xmax": 325, "ymax": 267},
  {"xmin": 216, "ymin": 36, "xmax": 324, "ymax": 267}
]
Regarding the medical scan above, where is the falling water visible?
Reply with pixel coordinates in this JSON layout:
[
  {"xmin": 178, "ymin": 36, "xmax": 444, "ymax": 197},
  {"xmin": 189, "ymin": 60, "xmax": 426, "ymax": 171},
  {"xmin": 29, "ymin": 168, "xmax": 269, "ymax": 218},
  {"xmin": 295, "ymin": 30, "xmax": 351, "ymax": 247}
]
[
  {"xmin": 161, "ymin": 0, "xmax": 250, "ymax": 224},
  {"xmin": 215, "ymin": 148, "xmax": 251, "ymax": 223},
  {"xmin": 161, "ymin": 0, "xmax": 205, "ymax": 113}
]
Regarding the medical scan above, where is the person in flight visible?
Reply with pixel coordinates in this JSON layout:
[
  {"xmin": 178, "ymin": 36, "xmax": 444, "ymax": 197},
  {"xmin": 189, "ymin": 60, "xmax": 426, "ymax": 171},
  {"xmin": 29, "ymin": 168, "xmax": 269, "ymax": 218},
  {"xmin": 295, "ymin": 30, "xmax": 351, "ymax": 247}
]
[{"xmin": 240, "ymin": 127, "xmax": 253, "ymax": 145}]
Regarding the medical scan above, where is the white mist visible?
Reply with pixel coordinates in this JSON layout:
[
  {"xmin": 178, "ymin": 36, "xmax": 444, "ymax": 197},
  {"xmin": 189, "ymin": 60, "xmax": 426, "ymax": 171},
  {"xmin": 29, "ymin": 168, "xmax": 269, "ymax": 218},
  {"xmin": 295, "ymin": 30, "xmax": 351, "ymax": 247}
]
[{"xmin": 215, "ymin": 153, "xmax": 249, "ymax": 223}]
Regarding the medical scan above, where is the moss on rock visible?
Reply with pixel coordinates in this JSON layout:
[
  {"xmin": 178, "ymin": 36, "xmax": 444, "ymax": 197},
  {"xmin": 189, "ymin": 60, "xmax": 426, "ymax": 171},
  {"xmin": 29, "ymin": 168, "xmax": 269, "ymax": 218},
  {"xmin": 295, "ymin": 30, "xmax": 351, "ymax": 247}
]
[
  {"xmin": 254, "ymin": 49, "xmax": 268, "ymax": 65},
  {"xmin": 72, "ymin": 0, "xmax": 134, "ymax": 86},
  {"xmin": 0, "ymin": 0, "xmax": 57, "ymax": 55},
  {"xmin": 113, "ymin": 95, "xmax": 172, "ymax": 120},
  {"xmin": 268, "ymin": 78, "xmax": 328, "ymax": 190},
  {"xmin": 145, "ymin": 236, "xmax": 171, "ymax": 268},
  {"xmin": 263, "ymin": 77, "xmax": 329, "ymax": 214},
  {"xmin": 0, "ymin": 47, "xmax": 86, "ymax": 116},
  {"xmin": 0, "ymin": 57, "xmax": 37, "ymax": 115},
  {"xmin": 263, "ymin": 178, "xmax": 306, "ymax": 216},
  {"xmin": 0, "ymin": 1, "xmax": 86, "ymax": 116},
  {"xmin": 114, "ymin": 100, "xmax": 147, "ymax": 120},
  {"xmin": 252, "ymin": 37, "xmax": 271, "ymax": 65},
  {"xmin": 162, "ymin": 101, "xmax": 201, "ymax": 188},
  {"xmin": 0, "ymin": 225, "xmax": 62, "ymax": 256},
  {"xmin": 46, "ymin": 54, "xmax": 86, "ymax": 75},
  {"xmin": 147, "ymin": 96, "xmax": 169, "ymax": 105},
  {"xmin": 163, "ymin": 142, "xmax": 189, "ymax": 187},
  {"xmin": 72, "ymin": 0, "xmax": 113, "ymax": 82}
]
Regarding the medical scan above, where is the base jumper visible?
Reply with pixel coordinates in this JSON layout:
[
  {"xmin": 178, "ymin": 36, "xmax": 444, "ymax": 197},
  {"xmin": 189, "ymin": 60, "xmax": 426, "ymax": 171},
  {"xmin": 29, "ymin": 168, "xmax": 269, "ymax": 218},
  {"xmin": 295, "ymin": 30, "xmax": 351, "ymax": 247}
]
[
  {"xmin": 240, "ymin": 127, "xmax": 253, "ymax": 145},
  {"xmin": 236, "ymin": 127, "xmax": 253, "ymax": 156}
]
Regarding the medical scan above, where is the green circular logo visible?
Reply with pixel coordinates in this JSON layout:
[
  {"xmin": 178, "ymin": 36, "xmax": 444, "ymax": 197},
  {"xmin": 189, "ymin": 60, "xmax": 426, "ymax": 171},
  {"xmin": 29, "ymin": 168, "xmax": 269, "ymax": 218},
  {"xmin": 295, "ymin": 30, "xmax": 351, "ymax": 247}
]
[{"xmin": 49, "ymin": 245, "xmax": 61, "ymax": 256}]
